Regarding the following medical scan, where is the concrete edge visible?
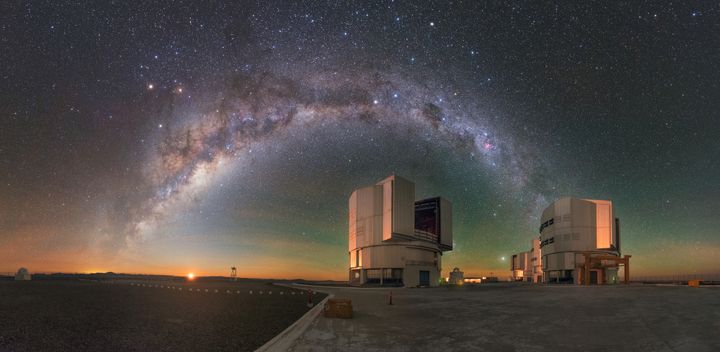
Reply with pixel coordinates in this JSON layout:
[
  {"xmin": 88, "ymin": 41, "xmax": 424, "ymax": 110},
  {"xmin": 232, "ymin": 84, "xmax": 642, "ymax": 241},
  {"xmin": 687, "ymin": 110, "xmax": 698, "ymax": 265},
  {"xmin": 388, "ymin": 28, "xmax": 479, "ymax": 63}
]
[
  {"xmin": 254, "ymin": 290, "xmax": 333, "ymax": 352},
  {"xmin": 290, "ymin": 282, "xmax": 406, "ymax": 290}
]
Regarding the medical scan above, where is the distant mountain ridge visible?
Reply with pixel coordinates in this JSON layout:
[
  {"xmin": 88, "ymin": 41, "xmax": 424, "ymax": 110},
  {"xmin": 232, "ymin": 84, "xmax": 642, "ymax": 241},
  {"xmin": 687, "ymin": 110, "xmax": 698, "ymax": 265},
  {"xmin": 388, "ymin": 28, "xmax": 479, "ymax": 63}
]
[{"xmin": 0, "ymin": 272, "xmax": 344, "ymax": 284}]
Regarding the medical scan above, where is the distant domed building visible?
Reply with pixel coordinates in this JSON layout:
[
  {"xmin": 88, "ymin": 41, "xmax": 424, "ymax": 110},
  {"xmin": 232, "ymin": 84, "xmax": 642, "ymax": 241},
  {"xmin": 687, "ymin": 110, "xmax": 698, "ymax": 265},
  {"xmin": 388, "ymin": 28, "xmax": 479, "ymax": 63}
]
[{"xmin": 15, "ymin": 267, "xmax": 31, "ymax": 281}]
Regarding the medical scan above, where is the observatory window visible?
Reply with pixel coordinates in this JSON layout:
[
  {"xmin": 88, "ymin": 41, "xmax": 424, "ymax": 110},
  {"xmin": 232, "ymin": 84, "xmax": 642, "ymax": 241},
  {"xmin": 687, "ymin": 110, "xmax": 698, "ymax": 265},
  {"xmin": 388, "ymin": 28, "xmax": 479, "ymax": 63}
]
[
  {"xmin": 539, "ymin": 220, "xmax": 550, "ymax": 232},
  {"xmin": 366, "ymin": 269, "xmax": 381, "ymax": 284}
]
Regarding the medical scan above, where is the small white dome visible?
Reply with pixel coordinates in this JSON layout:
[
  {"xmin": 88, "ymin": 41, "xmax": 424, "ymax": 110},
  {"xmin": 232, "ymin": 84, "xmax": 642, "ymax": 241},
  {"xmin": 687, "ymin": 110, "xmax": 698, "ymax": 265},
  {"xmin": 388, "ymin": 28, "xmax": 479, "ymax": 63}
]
[{"xmin": 15, "ymin": 267, "xmax": 31, "ymax": 280}]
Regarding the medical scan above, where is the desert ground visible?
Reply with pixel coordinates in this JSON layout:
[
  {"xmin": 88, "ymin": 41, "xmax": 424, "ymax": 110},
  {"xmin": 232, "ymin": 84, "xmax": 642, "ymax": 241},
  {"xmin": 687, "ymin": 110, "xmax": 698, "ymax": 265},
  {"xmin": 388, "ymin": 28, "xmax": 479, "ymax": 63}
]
[
  {"xmin": 4, "ymin": 278, "xmax": 719, "ymax": 352},
  {"xmin": 0, "ymin": 279, "xmax": 325, "ymax": 351}
]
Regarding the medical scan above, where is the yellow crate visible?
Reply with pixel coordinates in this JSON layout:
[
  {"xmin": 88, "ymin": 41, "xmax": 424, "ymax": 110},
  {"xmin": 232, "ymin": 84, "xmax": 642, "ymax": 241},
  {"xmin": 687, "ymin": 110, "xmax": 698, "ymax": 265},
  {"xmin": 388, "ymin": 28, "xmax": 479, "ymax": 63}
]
[{"xmin": 324, "ymin": 298, "xmax": 353, "ymax": 318}]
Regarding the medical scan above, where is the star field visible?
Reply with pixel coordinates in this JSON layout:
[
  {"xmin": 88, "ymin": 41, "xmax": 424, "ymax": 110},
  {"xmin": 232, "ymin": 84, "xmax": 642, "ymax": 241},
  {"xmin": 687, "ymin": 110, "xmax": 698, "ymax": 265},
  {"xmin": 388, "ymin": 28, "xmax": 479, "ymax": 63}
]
[{"xmin": 1, "ymin": 1, "xmax": 719, "ymax": 278}]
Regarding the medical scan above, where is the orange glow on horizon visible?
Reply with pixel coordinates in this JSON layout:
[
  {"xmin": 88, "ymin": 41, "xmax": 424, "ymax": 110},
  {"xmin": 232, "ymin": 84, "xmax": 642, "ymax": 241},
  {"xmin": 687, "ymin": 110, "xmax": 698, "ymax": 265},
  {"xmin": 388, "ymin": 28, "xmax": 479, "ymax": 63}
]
[
  {"xmin": 4, "ymin": 236, "xmax": 719, "ymax": 281},
  {"xmin": 187, "ymin": 272, "xmax": 195, "ymax": 280}
]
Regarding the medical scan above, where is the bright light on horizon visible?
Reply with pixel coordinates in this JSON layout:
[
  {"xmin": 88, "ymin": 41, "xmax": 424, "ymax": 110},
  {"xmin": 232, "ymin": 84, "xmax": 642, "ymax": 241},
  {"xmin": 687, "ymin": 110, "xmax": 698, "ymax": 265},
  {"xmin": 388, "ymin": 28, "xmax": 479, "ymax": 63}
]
[{"xmin": 187, "ymin": 272, "xmax": 195, "ymax": 280}]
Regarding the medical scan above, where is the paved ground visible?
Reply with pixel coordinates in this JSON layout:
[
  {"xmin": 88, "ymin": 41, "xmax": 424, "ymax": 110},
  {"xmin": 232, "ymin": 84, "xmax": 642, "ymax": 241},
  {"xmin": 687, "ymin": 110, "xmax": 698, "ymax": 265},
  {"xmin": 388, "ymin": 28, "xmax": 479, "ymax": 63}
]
[{"xmin": 288, "ymin": 284, "xmax": 720, "ymax": 352}]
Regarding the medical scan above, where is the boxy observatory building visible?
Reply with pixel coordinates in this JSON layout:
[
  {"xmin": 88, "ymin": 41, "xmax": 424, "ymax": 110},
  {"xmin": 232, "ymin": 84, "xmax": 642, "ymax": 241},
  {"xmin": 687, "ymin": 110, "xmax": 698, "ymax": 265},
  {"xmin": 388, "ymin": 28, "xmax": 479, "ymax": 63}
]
[
  {"xmin": 511, "ymin": 238, "xmax": 543, "ymax": 283},
  {"xmin": 348, "ymin": 175, "xmax": 452, "ymax": 287},
  {"xmin": 539, "ymin": 197, "xmax": 630, "ymax": 284}
]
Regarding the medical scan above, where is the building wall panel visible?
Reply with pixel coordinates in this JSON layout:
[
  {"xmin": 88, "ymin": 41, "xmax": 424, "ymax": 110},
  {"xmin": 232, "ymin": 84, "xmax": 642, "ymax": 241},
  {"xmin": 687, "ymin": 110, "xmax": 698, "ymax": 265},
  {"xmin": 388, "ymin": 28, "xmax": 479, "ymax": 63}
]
[
  {"xmin": 592, "ymin": 200, "xmax": 613, "ymax": 249},
  {"xmin": 391, "ymin": 176, "xmax": 416, "ymax": 238},
  {"xmin": 382, "ymin": 181, "xmax": 393, "ymax": 241},
  {"xmin": 440, "ymin": 198, "xmax": 453, "ymax": 249}
]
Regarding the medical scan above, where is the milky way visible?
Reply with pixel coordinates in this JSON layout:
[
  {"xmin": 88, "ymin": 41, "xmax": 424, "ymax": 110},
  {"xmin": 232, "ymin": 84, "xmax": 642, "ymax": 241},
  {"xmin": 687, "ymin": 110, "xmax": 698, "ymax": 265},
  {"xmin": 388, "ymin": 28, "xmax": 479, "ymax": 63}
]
[{"xmin": 128, "ymin": 67, "xmax": 552, "ymax": 247}]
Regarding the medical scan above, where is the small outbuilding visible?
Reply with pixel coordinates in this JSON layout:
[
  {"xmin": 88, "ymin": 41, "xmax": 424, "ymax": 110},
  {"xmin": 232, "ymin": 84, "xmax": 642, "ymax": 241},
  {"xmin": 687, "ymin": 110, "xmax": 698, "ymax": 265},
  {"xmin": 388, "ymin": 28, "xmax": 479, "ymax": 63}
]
[
  {"xmin": 449, "ymin": 267, "xmax": 464, "ymax": 285},
  {"xmin": 15, "ymin": 267, "xmax": 31, "ymax": 281}
]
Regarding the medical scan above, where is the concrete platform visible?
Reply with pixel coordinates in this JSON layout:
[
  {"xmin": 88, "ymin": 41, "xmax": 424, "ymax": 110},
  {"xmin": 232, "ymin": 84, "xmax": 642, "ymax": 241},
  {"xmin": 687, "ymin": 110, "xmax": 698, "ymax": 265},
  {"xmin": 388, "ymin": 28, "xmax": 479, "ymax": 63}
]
[{"xmin": 287, "ymin": 284, "xmax": 720, "ymax": 352}]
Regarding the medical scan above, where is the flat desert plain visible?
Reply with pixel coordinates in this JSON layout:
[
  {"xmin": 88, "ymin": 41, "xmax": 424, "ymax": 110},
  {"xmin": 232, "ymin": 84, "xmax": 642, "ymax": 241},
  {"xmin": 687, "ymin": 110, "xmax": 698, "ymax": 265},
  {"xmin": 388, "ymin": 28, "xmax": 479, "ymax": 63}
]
[{"xmin": 0, "ymin": 279, "xmax": 325, "ymax": 352}]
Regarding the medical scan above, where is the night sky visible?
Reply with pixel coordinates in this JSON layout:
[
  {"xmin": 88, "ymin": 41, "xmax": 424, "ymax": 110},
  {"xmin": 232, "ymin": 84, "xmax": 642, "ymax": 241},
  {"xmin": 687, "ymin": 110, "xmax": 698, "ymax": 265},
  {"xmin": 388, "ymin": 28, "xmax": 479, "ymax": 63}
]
[{"xmin": 2, "ymin": 1, "xmax": 719, "ymax": 279}]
